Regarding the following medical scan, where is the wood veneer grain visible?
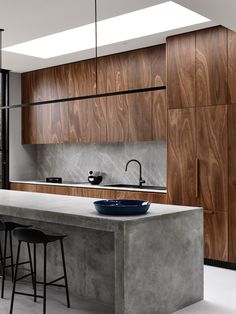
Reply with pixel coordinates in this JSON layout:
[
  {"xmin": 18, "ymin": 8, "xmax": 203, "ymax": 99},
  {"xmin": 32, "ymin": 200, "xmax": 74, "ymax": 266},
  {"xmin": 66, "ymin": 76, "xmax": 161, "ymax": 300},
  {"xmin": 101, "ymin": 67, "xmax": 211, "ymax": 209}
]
[
  {"xmin": 68, "ymin": 97, "xmax": 107, "ymax": 143},
  {"xmin": 152, "ymin": 90, "xmax": 166, "ymax": 140},
  {"xmin": 196, "ymin": 26, "xmax": 227, "ymax": 106},
  {"xmin": 167, "ymin": 32, "xmax": 196, "ymax": 109},
  {"xmin": 196, "ymin": 105, "xmax": 228, "ymax": 211},
  {"xmin": 228, "ymin": 30, "xmax": 236, "ymax": 104},
  {"xmin": 167, "ymin": 108, "xmax": 196, "ymax": 206},
  {"xmin": 204, "ymin": 211, "xmax": 228, "ymax": 261}
]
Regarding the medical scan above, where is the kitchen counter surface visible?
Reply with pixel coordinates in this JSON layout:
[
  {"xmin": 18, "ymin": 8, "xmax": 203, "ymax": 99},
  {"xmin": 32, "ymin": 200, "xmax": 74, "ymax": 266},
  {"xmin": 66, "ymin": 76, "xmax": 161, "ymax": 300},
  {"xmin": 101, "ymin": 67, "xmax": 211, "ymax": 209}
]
[
  {"xmin": 0, "ymin": 189, "xmax": 194, "ymax": 231},
  {"xmin": 0, "ymin": 190, "xmax": 203, "ymax": 314},
  {"xmin": 10, "ymin": 180, "xmax": 167, "ymax": 193}
]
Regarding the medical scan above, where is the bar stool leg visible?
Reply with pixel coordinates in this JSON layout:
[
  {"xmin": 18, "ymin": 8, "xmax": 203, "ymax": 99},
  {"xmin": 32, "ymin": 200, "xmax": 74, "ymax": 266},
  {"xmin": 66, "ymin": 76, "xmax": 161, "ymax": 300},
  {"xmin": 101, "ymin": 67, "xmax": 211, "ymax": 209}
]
[
  {"xmin": 10, "ymin": 240, "xmax": 21, "ymax": 314},
  {"xmin": 60, "ymin": 239, "xmax": 70, "ymax": 308},
  {"xmin": 27, "ymin": 243, "xmax": 36, "ymax": 302},
  {"xmin": 0, "ymin": 239, "xmax": 3, "ymax": 269},
  {"xmin": 43, "ymin": 243, "xmax": 47, "ymax": 314},
  {"xmin": 33, "ymin": 244, "xmax": 37, "ymax": 302},
  {"xmin": 1, "ymin": 230, "xmax": 8, "ymax": 298},
  {"xmin": 9, "ymin": 231, "xmax": 14, "ymax": 282}
]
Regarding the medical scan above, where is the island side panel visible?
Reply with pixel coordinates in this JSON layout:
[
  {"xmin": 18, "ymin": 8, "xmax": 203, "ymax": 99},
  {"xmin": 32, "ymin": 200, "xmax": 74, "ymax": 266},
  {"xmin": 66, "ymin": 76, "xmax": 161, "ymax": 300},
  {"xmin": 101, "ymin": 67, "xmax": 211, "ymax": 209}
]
[{"xmin": 123, "ymin": 209, "xmax": 203, "ymax": 314}]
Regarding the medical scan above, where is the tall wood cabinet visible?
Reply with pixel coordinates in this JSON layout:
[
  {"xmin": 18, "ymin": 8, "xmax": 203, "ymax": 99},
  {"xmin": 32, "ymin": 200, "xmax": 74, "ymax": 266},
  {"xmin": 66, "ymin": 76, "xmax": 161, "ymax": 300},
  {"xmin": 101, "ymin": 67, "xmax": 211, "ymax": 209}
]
[{"xmin": 167, "ymin": 26, "xmax": 229, "ymax": 262}]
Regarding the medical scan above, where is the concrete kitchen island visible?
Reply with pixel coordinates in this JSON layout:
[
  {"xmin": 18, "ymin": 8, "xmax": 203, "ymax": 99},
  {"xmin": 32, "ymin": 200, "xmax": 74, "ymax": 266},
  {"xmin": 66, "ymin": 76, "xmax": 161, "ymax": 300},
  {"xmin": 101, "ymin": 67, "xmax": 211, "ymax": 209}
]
[{"xmin": 0, "ymin": 190, "xmax": 203, "ymax": 314}]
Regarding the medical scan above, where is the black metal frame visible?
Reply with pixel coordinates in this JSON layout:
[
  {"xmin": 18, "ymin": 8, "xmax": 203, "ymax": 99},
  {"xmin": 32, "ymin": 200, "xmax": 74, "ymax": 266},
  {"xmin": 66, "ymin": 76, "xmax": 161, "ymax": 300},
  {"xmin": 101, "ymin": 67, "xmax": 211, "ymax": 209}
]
[
  {"xmin": 10, "ymin": 239, "xmax": 70, "ymax": 314},
  {"xmin": 0, "ymin": 69, "xmax": 10, "ymax": 189}
]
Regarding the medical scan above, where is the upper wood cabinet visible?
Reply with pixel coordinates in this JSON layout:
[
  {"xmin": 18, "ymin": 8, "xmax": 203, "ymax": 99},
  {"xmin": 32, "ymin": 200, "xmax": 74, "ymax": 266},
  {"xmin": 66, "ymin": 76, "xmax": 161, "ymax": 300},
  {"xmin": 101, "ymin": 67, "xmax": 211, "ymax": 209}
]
[
  {"xmin": 106, "ymin": 91, "xmax": 166, "ymax": 143},
  {"xmin": 97, "ymin": 45, "xmax": 166, "ymax": 94},
  {"xmin": 196, "ymin": 26, "xmax": 228, "ymax": 107},
  {"xmin": 167, "ymin": 108, "xmax": 196, "ymax": 206},
  {"xmin": 196, "ymin": 105, "xmax": 228, "ymax": 212},
  {"xmin": 68, "ymin": 97, "xmax": 107, "ymax": 143},
  {"xmin": 167, "ymin": 32, "xmax": 196, "ymax": 109},
  {"xmin": 228, "ymin": 30, "xmax": 236, "ymax": 104}
]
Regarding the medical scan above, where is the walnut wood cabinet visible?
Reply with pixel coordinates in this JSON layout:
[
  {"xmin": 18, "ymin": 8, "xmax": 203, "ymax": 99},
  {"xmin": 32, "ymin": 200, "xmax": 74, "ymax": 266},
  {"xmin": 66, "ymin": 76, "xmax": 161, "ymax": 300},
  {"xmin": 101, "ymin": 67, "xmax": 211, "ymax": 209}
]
[
  {"xmin": 10, "ymin": 183, "xmax": 167, "ymax": 204},
  {"xmin": 97, "ymin": 45, "xmax": 166, "ymax": 94},
  {"xmin": 228, "ymin": 30, "xmax": 236, "ymax": 104},
  {"xmin": 167, "ymin": 108, "xmax": 196, "ymax": 206},
  {"xmin": 196, "ymin": 26, "xmax": 228, "ymax": 107},
  {"xmin": 167, "ymin": 32, "xmax": 195, "ymax": 109}
]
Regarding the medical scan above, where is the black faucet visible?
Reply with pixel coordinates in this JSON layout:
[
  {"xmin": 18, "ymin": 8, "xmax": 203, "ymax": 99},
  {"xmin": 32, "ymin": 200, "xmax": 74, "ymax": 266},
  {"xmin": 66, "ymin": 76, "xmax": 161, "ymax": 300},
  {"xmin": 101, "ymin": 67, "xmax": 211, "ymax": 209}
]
[{"xmin": 125, "ymin": 159, "xmax": 146, "ymax": 187}]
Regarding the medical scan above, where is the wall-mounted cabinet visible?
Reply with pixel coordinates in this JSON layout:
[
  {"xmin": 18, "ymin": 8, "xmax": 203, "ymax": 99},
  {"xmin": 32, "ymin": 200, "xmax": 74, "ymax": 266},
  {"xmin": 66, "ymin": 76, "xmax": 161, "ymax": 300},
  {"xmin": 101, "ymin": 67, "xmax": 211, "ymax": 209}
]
[{"xmin": 97, "ymin": 45, "xmax": 166, "ymax": 94}]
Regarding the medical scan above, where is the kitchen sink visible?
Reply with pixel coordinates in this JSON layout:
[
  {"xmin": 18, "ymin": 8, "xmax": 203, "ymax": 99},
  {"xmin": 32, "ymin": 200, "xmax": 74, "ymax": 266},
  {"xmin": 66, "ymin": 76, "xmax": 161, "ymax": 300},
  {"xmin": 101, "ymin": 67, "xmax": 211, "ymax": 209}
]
[{"xmin": 103, "ymin": 184, "xmax": 166, "ymax": 191}]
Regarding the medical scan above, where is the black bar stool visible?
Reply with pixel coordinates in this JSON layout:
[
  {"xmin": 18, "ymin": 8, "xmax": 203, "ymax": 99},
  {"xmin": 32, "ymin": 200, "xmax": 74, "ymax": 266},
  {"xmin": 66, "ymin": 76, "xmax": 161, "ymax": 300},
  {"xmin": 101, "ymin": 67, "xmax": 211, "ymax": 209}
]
[
  {"xmin": 10, "ymin": 228, "xmax": 70, "ymax": 314},
  {"xmin": 0, "ymin": 221, "xmax": 31, "ymax": 298}
]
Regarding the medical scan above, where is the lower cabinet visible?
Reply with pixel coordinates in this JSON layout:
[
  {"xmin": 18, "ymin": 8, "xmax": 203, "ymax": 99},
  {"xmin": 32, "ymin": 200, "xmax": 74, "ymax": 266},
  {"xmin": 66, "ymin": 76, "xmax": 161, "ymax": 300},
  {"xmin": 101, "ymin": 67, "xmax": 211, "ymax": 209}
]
[
  {"xmin": 204, "ymin": 211, "xmax": 228, "ymax": 261},
  {"xmin": 10, "ymin": 183, "xmax": 167, "ymax": 204}
]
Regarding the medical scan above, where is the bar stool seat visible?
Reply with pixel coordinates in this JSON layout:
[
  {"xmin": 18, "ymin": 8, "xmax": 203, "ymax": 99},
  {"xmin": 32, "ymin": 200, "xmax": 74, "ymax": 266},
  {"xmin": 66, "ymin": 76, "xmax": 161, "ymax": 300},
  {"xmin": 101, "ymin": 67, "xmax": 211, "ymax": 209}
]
[
  {"xmin": 0, "ymin": 220, "xmax": 31, "ymax": 298},
  {"xmin": 10, "ymin": 228, "xmax": 70, "ymax": 314}
]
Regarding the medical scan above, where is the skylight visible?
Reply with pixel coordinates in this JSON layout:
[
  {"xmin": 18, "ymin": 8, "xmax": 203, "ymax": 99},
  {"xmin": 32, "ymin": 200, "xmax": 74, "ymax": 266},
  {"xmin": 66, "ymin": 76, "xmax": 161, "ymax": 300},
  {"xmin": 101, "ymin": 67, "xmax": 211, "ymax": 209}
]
[{"xmin": 3, "ymin": 1, "xmax": 210, "ymax": 59}]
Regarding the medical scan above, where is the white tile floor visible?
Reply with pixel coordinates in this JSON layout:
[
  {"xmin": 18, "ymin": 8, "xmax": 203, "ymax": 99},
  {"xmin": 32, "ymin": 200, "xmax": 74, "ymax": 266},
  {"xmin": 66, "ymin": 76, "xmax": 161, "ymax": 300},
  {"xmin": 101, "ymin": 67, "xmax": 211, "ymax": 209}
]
[{"xmin": 0, "ymin": 266, "xmax": 236, "ymax": 314}]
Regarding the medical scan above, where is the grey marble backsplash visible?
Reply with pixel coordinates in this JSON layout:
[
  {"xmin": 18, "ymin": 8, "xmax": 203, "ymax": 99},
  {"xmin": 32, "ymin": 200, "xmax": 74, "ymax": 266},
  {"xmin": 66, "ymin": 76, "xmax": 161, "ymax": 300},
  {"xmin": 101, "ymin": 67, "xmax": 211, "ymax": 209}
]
[{"xmin": 36, "ymin": 141, "xmax": 167, "ymax": 186}]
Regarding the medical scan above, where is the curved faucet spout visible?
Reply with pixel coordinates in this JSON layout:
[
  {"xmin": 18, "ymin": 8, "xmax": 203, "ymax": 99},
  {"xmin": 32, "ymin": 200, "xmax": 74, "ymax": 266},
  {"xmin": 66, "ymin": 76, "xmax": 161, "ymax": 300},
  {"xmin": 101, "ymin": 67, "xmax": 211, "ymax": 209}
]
[{"xmin": 125, "ymin": 159, "xmax": 145, "ymax": 187}]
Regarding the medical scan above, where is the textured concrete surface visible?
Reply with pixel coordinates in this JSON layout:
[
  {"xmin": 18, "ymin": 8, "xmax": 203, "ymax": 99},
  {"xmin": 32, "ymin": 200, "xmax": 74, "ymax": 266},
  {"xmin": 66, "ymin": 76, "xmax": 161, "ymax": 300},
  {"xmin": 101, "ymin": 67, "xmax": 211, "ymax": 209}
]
[{"xmin": 0, "ymin": 190, "xmax": 203, "ymax": 314}]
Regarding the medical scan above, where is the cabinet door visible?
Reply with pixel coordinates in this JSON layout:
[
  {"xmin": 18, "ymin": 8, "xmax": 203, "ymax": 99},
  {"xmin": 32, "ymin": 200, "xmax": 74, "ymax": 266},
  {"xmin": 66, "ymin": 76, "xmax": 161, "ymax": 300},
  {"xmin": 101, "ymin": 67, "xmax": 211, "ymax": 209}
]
[
  {"xmin": 196, "ymin": 106, "xmax": 228, "ymax": 211},
  {"xmin": 167, "ymin": 32, "xmax": 195, "ymax": 109},
  {"xmin": 68, "ymin": 97, "xmax": 107, "ymax": 143},
  {"xmin": 196, "ymin": 26, "xmax": 227, "ymax": 106},
  {"xmin": 228, "ymin": 105, "xmax": 236, "ymax": 262},
  {"xmin": 167, "ymin": 108, "xmax": 196, "ymax": 206},
  {"xmin": 228, "ymin": 30, "xmax": 236, "ymax": 104},
  {"xmin": 68, "ymin": 59, "xmax": 96, "ymax": 97},
  {"xmin": 127, "ymin": 45, "xmax": 166, "ymax": 90},
  {"xmin": 97, "ymin": 45, "xmax": 165, "ymax": 93},
  {"xmin": 106, "ymin": 94, "xmax": 129, "ymax": 142},
  {"xmin": 152, "ymin": 90, "xmax": 166, "ymax": 140},
  {"xmin": 204, "ymin": 211, "xmax": 228, "ymax": 261}
]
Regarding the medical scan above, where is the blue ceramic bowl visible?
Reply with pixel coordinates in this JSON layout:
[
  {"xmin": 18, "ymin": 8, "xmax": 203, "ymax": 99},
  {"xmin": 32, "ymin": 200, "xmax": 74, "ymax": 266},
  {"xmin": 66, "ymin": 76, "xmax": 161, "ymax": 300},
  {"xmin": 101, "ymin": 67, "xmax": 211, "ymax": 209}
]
[{"xmin": 94, "ymin": 199, "xmax": 151, "ymax": 215}]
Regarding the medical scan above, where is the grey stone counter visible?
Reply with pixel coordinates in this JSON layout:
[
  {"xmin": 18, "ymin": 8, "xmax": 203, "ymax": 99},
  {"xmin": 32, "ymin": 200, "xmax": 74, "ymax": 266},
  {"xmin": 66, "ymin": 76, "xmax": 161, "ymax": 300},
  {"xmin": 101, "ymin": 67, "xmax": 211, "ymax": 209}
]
[{"xmin": 0, "ymin": 190, "xmax": 203, "ymax": 314}]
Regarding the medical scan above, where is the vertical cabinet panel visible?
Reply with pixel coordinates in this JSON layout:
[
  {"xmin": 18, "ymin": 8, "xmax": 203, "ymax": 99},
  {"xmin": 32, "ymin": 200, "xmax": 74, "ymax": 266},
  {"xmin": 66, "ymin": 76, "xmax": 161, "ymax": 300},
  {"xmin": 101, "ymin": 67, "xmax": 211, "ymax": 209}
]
[
  {"xmin": 228, "ymin": 30, "xmax": 236, "ymax": 104},
  {"xmin": 97, "ymin": 45, "xmax": 166, "ymax": 93},
  {"xmin": 196, "ymin": 26, "xmax": 227, "ymax": 106},
  {"xmin": 152, "ymin": 90, "xmax": 166, "ymax": 140},
  {"xmin": 196, "ymin": 106, "xmax": 228, "ymax": 211},
  {"xmin": 68, "ymin": 97, "xmax": 107, "ymax": 143},
  {"xmin": 167, "ymin": 108, "xmax": 196, "ymax": 206},
  {"xmin": 228, "ymin": 105, "xmax": 236, "ymax": 261},
  {"xmin": 167, "ymin": 32, "xmax": 196, "ymax": 109},
  {"xmin": 204, "ymin": 212, "xmax": 228, "ymax": 261},
  {"xmin": 106, "ymin": 95, "xmax": 129, "ymax": 142},
  {"xmin": 68, "ymin": 59, "xmax": 96, "ymax": 97}
]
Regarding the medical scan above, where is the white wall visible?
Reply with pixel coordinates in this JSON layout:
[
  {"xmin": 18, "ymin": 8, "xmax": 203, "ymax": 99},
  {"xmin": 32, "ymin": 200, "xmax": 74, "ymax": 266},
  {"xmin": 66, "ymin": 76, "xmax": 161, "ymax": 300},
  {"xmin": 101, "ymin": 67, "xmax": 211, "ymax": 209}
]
[{"xmin": 9, "ymin": 72, "xmax": 37, "ymax": 181}]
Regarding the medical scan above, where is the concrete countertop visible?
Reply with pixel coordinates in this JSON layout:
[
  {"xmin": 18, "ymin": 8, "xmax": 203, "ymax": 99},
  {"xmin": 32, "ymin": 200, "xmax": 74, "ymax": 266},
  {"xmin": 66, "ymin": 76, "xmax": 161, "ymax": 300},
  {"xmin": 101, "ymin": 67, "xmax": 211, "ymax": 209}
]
[
  {"xmin": 0, "ymin": 190, "xmax": 200, "ymax": 232},
  {"xmin": 10, "ymin": 180, "xmax": 167, "ymax": 193}
]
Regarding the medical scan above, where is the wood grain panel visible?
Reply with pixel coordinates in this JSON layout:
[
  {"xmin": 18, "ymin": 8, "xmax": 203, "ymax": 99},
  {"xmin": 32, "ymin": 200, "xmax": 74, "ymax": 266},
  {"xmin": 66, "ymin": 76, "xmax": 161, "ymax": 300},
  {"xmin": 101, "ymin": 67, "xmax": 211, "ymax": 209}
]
[
  {"xmin": 152, "ymin": 90, "xmax": 166, "ymax": 140},
  {"xmin": 68, "ymin": 59, "xmax": 96, "ymax": 97},
  {"xmin": 128, "ymin": 92, "xmax": 152, "ymax": 141},
  {"xmin": 116, "ymin": 190, "xmax": 167, "ymax": 204},
  {"xmin": 228, "ymin": 30, "xmax": 236, "ymax": 104},
  {"xmin": 36, "ymin": 185, "xmax": 71, "ymax": 195},
  {"xmin": 167, "ymin": 32, "xmax": 195, "ymax": 109},
  {"xmin": 81, "ymin": 188, "xmax": 116, "ymax": 199},
  {"xmin": 167, "ymin": 108, "xmax": 196, "ymax": 206},
  {"xmin": 97, "ymin": 45, "xmax": 166, "ymax": 93},
  {"xmin": 197, "ymin": 106, "xmax": 228, "ymax": 211},
  {"xmin": 68, "ymin": 97, "xmax": 106, "ymax": 143},
  {"xmin": 10, "ymin": 183, "xmax": 37, "ymax": 192},
  {"xmin": 106, "ymin": 95, "xmax": 129, "ymax": 142},
  {"xmin": 204, "ymin": 211, "xmax": 228, "ymax": 261},
  {"xmin": 228, "ymin": 105, "xmax": 236, "ymax": 211},
  {"xmin": 196, "ymin": 26, "xmax": 227, "ymax": 106},
  {"xmin": 229, "ymin": 212, "xmax": 236, "ymax": 262},
  {"xmin": 97, "ymin": 52, "xmax": 128, "ymax": 93},
  {"xmin": 127, "ymin": 45, "xmax": 166, "ymax": 90}
]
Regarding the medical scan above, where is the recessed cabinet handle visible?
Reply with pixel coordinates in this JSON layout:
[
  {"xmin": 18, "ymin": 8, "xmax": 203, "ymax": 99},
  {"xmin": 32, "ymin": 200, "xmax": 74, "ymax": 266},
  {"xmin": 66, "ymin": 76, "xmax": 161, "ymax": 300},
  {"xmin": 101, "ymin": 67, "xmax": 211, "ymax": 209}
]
[{"xmin": 195, "ymin": 158, "xmax": 199, "ymax": 199}]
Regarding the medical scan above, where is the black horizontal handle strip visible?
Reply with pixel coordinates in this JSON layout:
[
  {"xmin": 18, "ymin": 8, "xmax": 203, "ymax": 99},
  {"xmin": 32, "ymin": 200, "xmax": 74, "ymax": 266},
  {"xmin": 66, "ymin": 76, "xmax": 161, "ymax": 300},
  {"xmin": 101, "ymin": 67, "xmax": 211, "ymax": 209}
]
[{"xmin": 0, "ymin": 85, "xmax": 166, "ymax": 110}]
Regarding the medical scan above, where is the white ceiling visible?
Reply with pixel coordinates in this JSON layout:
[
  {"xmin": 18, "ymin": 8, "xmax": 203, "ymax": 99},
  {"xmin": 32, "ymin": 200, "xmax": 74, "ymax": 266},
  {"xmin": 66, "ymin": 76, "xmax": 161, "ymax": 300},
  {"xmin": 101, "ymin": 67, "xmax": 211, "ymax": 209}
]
[{"xmin": 0, "ymin": 0, "xmax": 234, "ymax": 73}]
